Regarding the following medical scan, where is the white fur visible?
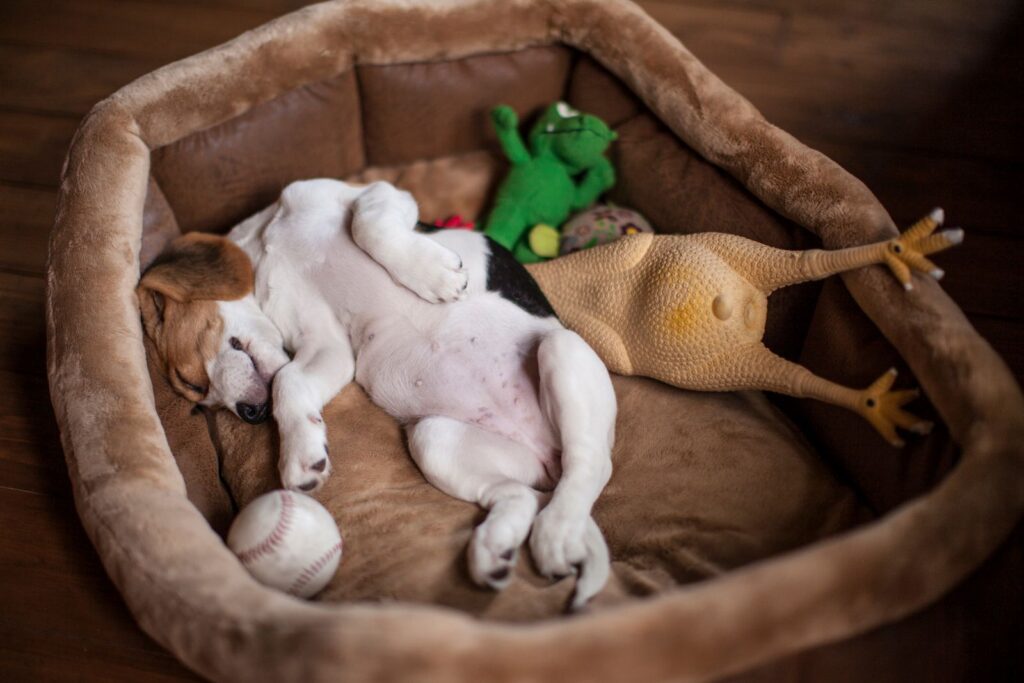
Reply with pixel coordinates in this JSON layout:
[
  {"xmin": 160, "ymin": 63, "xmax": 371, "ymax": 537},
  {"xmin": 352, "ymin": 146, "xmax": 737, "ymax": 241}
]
[
  {"xmin": 210, "ymin": 179, "xmax": 617, "ymax": 606},
  {"xmin": 203, "ymin": 297, "xmax": 289, "ymax": 413}
]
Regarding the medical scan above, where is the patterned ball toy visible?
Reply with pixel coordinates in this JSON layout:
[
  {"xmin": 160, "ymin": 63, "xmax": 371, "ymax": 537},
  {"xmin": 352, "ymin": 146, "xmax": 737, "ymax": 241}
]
[{"xmin": 560, "ymin": 204, "xmax": 654, "ymax": 255}]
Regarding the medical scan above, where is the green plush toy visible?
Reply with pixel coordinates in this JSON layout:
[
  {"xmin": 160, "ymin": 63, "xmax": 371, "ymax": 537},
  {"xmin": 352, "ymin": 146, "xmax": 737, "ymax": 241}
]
[{"xmin": 484, "ymin": 102, "xmax": 617, "ymax": 263}]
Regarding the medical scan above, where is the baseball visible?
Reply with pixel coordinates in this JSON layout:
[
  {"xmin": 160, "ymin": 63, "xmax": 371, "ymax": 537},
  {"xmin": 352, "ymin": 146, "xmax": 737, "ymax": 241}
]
[{"xmin": 227, "ymin": 490, "xmax": 343, "ymax": 598}]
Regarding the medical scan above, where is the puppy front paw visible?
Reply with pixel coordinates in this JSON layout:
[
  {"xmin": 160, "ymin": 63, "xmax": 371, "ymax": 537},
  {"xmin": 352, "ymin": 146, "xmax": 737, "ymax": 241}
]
[
  {"xmin": 278, "ymin": 415, "xmax": 332, "ymax": 493},
  {"xmin": 395, "ymin": 240, "xmax": 468, "ymax": 304}
]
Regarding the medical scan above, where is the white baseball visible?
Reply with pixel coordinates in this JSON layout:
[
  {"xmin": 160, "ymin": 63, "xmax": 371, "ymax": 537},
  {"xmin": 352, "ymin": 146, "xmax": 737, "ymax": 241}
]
[{"xmin": 227, "ymin": 490, "xmax": 343, "ymax": 598}]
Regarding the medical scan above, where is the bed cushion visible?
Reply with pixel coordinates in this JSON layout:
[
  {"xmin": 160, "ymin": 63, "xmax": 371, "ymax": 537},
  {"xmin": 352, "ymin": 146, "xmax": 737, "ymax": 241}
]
[{"xmin": 195, "ymin": 371, "xmax": 867, "ymax": 620}]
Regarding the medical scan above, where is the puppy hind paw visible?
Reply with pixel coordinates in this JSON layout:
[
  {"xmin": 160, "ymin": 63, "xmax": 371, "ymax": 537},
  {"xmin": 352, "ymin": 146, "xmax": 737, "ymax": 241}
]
[
  {"xmin": 395, "ymin": 240, "xmax": 469, "ymax": 304},
  {"xmin": 568, "ymin": 519, "xmax": 611, "ymax": 611},
  {"xmin": 529, "ymin": 507, "xmax": 588, "ymax": 580},
  {"xmin": 468, "ymin": 521, "xmax": 521, "ymax": 591}
]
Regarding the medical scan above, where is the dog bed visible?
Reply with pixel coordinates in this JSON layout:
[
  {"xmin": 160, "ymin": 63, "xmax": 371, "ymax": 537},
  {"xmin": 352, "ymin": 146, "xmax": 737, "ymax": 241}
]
[{"xmin": 46, "ymin": 1, "xmax": 1024, "ymax": 681}]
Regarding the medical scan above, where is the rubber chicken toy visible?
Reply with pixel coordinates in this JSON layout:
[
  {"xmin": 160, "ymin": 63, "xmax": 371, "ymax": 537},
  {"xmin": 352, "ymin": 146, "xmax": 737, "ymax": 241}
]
[{"xmin": 527, "ymin": 209, "xmax": 962, "ymax": 446}]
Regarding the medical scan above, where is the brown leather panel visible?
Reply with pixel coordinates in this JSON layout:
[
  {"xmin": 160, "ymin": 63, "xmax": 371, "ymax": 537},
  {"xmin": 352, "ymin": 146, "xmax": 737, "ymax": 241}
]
[
  {"xmin": 797, "ymin": 279, "xmax": 956, "ymax": 513},
  {"xmin": 610, "ymin": 114, "xmax": 811, "ymax": 246},
  {"xmin": 151, "ymin": 70, "xmax": 365, "ymax": 234},
  {"xmin": 358, "ymin": 45, "xmax": 574, "ymax": 166},
  {"xmin": 140, "ymin": 176, "xmax": 180, "ymax": 271},
  {"xmin": 566, "ymin": 55, "xmax": 643, "ymax": 128},
  {"xmin": 609, "ymin": 112, "xmax": 820, "ymax": 360}
]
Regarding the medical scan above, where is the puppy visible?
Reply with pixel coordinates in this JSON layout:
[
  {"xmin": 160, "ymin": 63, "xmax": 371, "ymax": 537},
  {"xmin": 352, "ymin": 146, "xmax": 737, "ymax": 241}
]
[{"xmin": 138, "ymin": 179, "xmax": 617, "ymax": 606}]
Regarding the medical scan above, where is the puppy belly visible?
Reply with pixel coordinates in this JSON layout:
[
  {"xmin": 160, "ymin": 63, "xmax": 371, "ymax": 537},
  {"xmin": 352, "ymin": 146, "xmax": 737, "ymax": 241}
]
[{"xmin": 356, "ymin": 330, "xmax": 559, "ymax": 468}]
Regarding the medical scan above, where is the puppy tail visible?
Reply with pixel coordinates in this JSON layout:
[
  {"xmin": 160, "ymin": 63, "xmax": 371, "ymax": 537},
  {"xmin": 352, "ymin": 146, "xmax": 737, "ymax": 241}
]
[{"xmin": 570, "ymin": 516, "xmax": 610, "ymax": 611}]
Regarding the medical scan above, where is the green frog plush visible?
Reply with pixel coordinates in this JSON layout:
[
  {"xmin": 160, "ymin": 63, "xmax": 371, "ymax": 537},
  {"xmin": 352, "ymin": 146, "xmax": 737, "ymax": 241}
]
[{"xmin": 484, "ymin": 102, "xmax": 617, "ymax": 263}]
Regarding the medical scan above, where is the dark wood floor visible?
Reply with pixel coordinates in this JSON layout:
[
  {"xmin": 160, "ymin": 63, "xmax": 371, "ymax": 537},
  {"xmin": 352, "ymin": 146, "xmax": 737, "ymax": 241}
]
[{"xmin": 0, "ymin": 1, "xmax": 1021, "ymax": 680}]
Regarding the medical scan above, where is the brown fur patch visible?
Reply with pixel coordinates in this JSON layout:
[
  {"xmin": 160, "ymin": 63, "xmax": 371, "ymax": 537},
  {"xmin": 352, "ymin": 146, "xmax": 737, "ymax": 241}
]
[
  {"xmin": 139, "ymin": 294, "xmax": 224, "ymax": 401},
  {"xmin": 137, "ymin": 233, "xmax": 250, "ymax": 399},
  {"xmin": 141, "ymin": 233, "xmax": 253, "ymax": 303}
]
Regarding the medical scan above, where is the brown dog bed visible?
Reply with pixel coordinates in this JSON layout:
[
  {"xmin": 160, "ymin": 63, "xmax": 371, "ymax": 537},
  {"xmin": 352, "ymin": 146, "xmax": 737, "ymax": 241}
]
[{"xmin": 46, "ymin": 0, "xmax": 1024, "ymax": 681}]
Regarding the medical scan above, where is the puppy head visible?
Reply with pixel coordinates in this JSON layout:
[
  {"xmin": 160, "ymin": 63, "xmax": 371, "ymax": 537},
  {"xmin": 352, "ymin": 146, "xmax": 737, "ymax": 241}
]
[{"xmin": 138, "ymin": 233, "xmax": 288, "ymax": 423}]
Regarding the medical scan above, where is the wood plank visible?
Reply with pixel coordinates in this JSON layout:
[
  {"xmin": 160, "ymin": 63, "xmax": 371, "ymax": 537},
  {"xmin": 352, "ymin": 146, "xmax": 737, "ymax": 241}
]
[
  {"xmin": 0, "ymin": 273, "xmax": 63, "ymax": 498},
  {"xmin": 0, "ymin": 0, "xmax": 275, "ymax": 61},
  {"xmin": 0, "ymin": 184, "xmax": 56, "ymax": 275},
  {"xmin": 176, "ymin": 0, "xmax": 309, "ymax": 12},
  {"xmin": 734, "ymin": 77, "xmax": 1023, "ymax": 166},
  {"xmin": 969, "ymin": 314, "xmax": 1024, "ymax": 381},
  {"xmin": 931, "ymin": 232, "xmax": 1024, "ymax": 322},
  {"xmin": 0, "ymin": 644, "xmax": 195, "ymax": 683},
  {"xmin": 653, "ymin": 0, "xmax": 1020, "ymax": 35},
  {"xmin": 0, "ymin": 487, "xmax": 199, "ymax": 682},
  {"xmin": 639, "ymin": 1, "xmax": 1024, "ymax": 163},
  {"xmin": 0, "ymin": 110, "xmax": 78, "ymax": 188},
  {"xmin": 644, "ymin": 1, "xmax": 980, "ymax": 74},
  {"xmin": 812, "ymin": 142, "xmax": 1024, "ymax": 239},
  {"xmin": 0, "ymin": 272, "xmax": 46, "ymax": 376},
  {"xmin": 0, "ymin": 44, "xmax": 163, "ymax": 116},
  {"xmin": 0, "ymin": 371, "xmax": 65, "ymax": 499}
]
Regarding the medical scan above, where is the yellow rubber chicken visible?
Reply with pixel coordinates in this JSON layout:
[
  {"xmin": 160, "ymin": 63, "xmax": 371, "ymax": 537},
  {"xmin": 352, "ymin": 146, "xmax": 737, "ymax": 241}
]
[{"xmin": 527, "ymin": 209, "xmax": 962, "ymax": 446}]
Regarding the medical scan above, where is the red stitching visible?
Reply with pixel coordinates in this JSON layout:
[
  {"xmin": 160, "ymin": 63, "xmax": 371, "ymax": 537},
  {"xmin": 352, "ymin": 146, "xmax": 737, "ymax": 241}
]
[
  {"xmin": 237, "ymin": 491, "xmax": 295, "ymax": 565},
  {"xmin": 288, "ymin": 541, "xmax": 342, "ymax": 596}
]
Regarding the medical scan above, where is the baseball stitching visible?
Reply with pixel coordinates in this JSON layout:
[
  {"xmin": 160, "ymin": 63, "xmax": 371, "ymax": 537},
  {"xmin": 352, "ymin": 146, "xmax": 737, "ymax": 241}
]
[
  {"xmin": 237, "ymin": 491, "xmax": 295, "ymax": 566},
  {"xmin": 288, "ymin": 541, "xmax": 343, "ymax": 596}
]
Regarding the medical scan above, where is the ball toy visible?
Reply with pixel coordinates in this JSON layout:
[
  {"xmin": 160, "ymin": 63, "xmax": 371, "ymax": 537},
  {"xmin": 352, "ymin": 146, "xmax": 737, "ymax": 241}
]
[
  {"xmin": 559, "ymin": 204, "xmax": 654, "ymax": 255},
  {"xmin": 227, "ymin": 490, "xmax": 343, "ymax": 598},
  {"xmin": 528, "ymin": 223, "xmax": 561, "ymax": 258}
]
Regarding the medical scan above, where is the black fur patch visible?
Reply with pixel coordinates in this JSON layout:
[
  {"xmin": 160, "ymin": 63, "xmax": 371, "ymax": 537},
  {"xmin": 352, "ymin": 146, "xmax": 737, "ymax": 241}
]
[{"xmin": 485, "ymin": 237, "xmax": 557, "ymax": 318}]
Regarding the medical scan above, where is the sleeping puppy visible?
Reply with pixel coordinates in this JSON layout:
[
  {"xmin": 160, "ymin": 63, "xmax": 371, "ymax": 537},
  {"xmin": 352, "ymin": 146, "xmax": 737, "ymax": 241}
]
[{"xmin": 138, "ymin": 179, "xmax": 617, "ymax": 607}]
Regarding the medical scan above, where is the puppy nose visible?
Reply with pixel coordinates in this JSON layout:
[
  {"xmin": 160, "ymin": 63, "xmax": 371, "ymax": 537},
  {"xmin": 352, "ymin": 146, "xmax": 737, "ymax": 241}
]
[{"xmin": 237, "ymin": 401, "xmax": 269, "ymax": 424}]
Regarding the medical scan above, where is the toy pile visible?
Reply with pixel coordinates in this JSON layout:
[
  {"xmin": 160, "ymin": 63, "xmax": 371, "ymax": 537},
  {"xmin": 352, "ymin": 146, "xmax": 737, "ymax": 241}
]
[{"xmin": 425, "ymin": 101, "xmax": 651, "ymax": 261}]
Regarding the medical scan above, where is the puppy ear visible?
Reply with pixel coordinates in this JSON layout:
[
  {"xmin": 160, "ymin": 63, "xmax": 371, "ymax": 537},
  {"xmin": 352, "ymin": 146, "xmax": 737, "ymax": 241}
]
[
  {"xmin": 137, "ymin": 287, "xmax": 167, "ymax": 339},
  {"xmin": 138, "ymin": 233, "xmax": 253, "ymax": 304}
]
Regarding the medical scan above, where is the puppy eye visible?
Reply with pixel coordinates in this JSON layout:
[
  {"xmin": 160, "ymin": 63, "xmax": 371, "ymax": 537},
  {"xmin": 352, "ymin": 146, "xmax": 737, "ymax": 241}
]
[
  {"xmin": 230, "ymin": 337, "xmax": 243, "ymax": 351},
  {"xmin": 175, "ymin": 369, "xmax": 208, "ymax": 397}
]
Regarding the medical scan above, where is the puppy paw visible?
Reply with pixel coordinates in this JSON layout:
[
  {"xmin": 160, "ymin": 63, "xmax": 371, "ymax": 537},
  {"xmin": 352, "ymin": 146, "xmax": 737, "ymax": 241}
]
[
  {"xmin": 529, "ymin": 505, "xmax": 588, "ymax": 580},
  {"xmin": 468, "ymin": 518, "xmax": 522, "ymax": 591},
  {"xmin": 278, "ymin": 417, "xmax": 332, "ymax": 493},
  {"xmin": 394, "ymin": 240, "xmax": 468, "ymax": 304}
]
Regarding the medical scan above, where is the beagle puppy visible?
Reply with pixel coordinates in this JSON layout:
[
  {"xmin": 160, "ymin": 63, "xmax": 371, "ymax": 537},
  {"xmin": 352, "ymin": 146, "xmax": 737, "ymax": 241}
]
[{"xmin": 138, "ymin": 179, "xmax": 617, "ymax": 607}]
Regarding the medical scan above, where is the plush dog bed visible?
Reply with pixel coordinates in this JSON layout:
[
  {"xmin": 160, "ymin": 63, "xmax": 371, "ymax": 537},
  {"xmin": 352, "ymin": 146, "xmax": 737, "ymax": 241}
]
[{"xmin": 46, "ymin": 0, "xmax": 1024, "ymax": 681}]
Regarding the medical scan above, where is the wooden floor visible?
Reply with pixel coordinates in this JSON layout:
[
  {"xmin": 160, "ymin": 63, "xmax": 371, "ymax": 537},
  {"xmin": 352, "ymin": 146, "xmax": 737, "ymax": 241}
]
[{"xmin": 0, "ymin": 0, "xmax": 1021, "ymax": 680}]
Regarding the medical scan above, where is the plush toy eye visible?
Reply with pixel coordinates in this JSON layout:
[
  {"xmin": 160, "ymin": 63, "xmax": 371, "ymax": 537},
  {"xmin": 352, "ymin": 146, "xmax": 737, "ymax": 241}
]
[{"xmin": 555, "ymin": 102, "xmax": 580, "ymax": 118}]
